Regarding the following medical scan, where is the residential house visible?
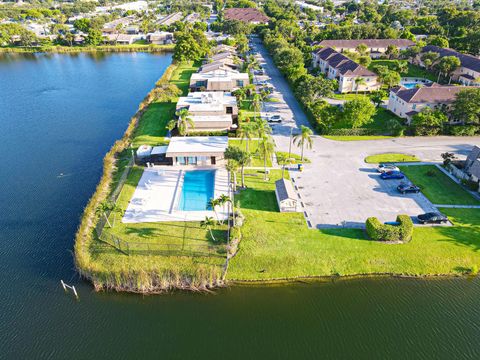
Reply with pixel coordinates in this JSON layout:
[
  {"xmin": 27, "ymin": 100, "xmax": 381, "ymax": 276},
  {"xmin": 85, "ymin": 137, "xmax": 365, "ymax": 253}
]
[
  {"xmin": 146, "ymin": 32, "xmax": 174, "ymax": 45},
  {"xmin": 312, "ymin": 47, "xmax": 380, "ymax": 93},
  {"xmin": 165, "ymin": 136, "xmax": 229, "ymax": 166},
  {"xmin": 104, "ymin": 34, "xmax": 143, "ymax": 45},
  {"xmin": 157, "ymin": 12, "xmax": 183, "ymax": 26},
  {"xmin": 212, "ymin": 44, "xmax": 236, "ymax": 55},
  {"xmin": 418, "ymin": 46, "xmax": 480, "ymax": 86},
  {"xmin": 189, "ymin": 69, "xmax": 249, "ymax": 92},
  {"xmin": 224, "ymin": 8, "xmax": 269, "ymax": 24},
  {"xmin": 199, "ymin": 61, "xmax": 240, "ymax": 74},
  {"xmin": 176, "ymin": 92, "xmax": 238, "ymax": 132},
  {"xmin": 317, "ymin": 39, "xmax": 415, "ymax": 58},
  {"xmin": 387, "ymin": 83, "xmax": 469, "ymax": 123}
]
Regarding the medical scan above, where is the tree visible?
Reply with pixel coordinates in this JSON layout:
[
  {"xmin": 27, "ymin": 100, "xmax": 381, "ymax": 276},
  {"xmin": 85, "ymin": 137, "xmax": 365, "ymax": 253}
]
[
  {"xmin": 294, "ymin": 74, "xmax": 335, "ymax": 104},
  {"xmin": 410, "ymin": 108, "xmax": 447, "ymax": 136},
  {"xmin": 369, "ymin": 90, "xmax": 387, "ymax": 107},
  {"xmin": 355, "ymin": 43, "xmax": 369, "ymax": 56},
  {"xmin": 421, "ymin": 51, "xmax": 440, "ymax": 71},
  {"xmin": 342, "ymin": 97, "xmax": 377, "ymax": 128},
  {"xmin": 96, "ymin": 201, "xmax": 118, "ymax": 228},
  {"xmin": 254, "ymin": 117, "xmax": 271, "ymax": 139},
  {"xmin": 427, "ymin": 35, "xmax": 449, "ymax": 48},
  {"xmin": 358, "ymin": 55, "xmax": 371, "ymax": 67},
  {"xmin": 385, "ymin": 44, "xmax": 399, "ymax": 59},
  {"xmin": 236, "ymin": 150, "xmax": 252, "ymax": 188},
  {"xmin": 250, "ymin": 93, "xmax": 262, "ymax": 120},
  {"xmin": 257, "ymin": 136, "xmax": 275, "ymax": 181},
  {"xmin": 394, "ymin": 60, "xmax": 408, "ymax": 75},
  {"xmin": 238, "ymin": 122, "xmax": 256, "ymax": 153},
  {"xmin": 73, "ymin": 18, "xmax": 91, "ymax": 33},
  {"xmin": 293, "ymin": 125, "xmax": 313, "ymax": 161},
  {"xmin": 452, "ymin": 88, "xmax": 480, "ymax": 125},
  {"xmin": 85, "ymin": 29, "xmax": 103, "ymax": 46},
  {"xmin": 175, "ymin": 108, "xmax": 194, "ymax": 136},
  {"xmin": 354, "ymin": 77, "xmax": 367, "ymax": 94},
  {"xmin": 435, "ymin": 56, "xmax": 461, "ymax": 84},
  {"xmin": 379, "ymin": 70, "xmax": 401, "ymax": 88},
  {"xmin": 173, "ymin": 30, "xmax": 207, "ymax": 62},
  {"xmin": 441, "ymin": 152, "xmax": 457, "ymax": 166},
  {"xmin": 201, "ymin": 217, "xmax": 218, "ymax": 242},
  {"xmin": 225, "ymin": 159, "xmax": 239, "ymax": 191}
]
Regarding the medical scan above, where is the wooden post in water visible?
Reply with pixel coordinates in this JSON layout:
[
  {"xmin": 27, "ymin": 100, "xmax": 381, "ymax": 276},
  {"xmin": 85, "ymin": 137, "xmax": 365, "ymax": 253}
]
[{"xmin": 60, "ymin": 280, "xmax": 79, "ymax": 300}]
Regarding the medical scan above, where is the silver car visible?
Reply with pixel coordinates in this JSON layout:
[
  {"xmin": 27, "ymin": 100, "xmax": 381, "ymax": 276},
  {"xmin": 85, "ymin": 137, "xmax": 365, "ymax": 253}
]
[{"xmin": 377, "ymin": 164, "xmax": 400, "ymax": 173}]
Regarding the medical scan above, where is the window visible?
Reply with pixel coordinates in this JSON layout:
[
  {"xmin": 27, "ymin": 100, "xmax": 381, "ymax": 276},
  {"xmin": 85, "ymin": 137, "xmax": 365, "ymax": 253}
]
[
  {"xmin": 195, "ymin": 81, "xmax": 206, "ymax": 87},
  {"xmin": 226, "ymin": 107, "xmax": 233, "ymax": 114},
  {"xmin": 188, "ymin": 157, "xmax": 197, "ymax": 165},
  {"xmin": 178, "ymin": 157, "xmax": 186, "ymax": 165},
  {"xmin": 236, "ymin": 80, "xmax": 244, "ymax": 87}
]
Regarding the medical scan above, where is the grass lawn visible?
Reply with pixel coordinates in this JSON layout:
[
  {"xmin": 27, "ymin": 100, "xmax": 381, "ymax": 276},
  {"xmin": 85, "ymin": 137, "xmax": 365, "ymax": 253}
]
[
  {"xmin": 276, "ymin": 151, "xmax": 310, "ymax": 164},
  {"xmin": 365, "ymin": 153, "xmax": 420, "ymax": 163},
  {"xmin": 323, "ymin": 135, "xmax": 394, "ymax": 141},
  {"xmin": 132, "ymin": 62, "xmax": 199, "ymax": 147},
  {"xmin": 368, "ymin": 60, "xmax": 437, "ymax": 82},
  {"xmin": 332, "ymin": 106, "xmax": 403, "ymax": 135},
  {"xmin": 331, "ymin": 93, "xmax": 370, "ymax": 101},
  {"xmin": 399, "ymin": 165, "xmax": 480, "ymax": 205},
  {"xmin": 96, "ymin": 166, "xmax": 227, "ymax": 279},
  {"xmin": 229, "ymin": 139, "xmax": 273, "ymax": 167},
  {"xmin": 227, "ymin": 169, "xmax": 480, "ymax": 280}
]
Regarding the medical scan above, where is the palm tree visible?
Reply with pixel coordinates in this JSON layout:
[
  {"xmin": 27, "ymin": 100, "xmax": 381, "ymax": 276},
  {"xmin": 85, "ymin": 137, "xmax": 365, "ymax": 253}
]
[
  {"xmin": 208, "ymin": 198, "xmax": 221, "ymax": 223},
  {"xmin": 237, "ymin": 150, "xmax": 252, "ymax": 188},
  {"xmin": 293, "ymin": 125, "xmax": 313, "ymax": 161},
  {"xmin": 176, "ymin": 108, "xmax": 194, "ymax": 136},
  {"xmin": 201, "ymin": 216, "xmax": 218, "ymax": 242},
  {"xmin": 250, "ymin": 93, "xmax": 262, "ymax": 120},
  {"xmin": 225, "ymin": 159, "xmax": 239, "ymax": 191},
  {"xmin": 254, "ymin": 117, "xmax": 272, "ymax": 139},
  {"xmin": 354, "ymin": 77, "xmax": 366, "ymax": 94},
  {"xmin": 218, "ymin": 194, "xmax": 232, "ymax": 224},
  {"xmin": 238, "ymin": 122, "xmax": 255, "ymax": 153},
  {"xmin": 257, "ymin": 136, "xmax": 275, "ymax": 181}
]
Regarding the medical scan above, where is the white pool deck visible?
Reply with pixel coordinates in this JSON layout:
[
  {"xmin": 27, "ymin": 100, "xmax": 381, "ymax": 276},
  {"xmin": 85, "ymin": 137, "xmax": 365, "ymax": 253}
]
[{"xmin": 122, "ymin": 166, "xmax": 230, "ymax": 223}]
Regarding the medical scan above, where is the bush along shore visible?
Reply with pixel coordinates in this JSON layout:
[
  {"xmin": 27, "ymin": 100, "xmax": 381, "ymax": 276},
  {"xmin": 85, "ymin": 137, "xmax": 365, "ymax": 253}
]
[
  {"xmin": 0, "ymin": 44, "xmax": 174, "ymax": 53},
  {"xmin": 74, "ymin": 62, "xmax": 227, "ymax": 293}
]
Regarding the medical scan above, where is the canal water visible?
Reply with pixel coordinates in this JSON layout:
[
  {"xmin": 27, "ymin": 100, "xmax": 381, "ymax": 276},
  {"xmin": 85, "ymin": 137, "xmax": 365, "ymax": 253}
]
[{"xmin": 1, "ymin": 52, "xmax": 480, "ymax": 359}]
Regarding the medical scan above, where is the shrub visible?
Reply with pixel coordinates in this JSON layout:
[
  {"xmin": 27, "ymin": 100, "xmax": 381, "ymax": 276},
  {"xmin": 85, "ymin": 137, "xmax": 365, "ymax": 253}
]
[
  {"xmin": 365, "ymin": 215, "xmax": 413, "ymax": 242},
  {"xmin": 447, "ymin": 125, "xmax": 480, "ymax": 136},
  {"xmin": 324, "ymin": 128, "xmax": 379, "ymax": 136},
  {"xmin": 461, "ymin": 179, "xmax": 480, "ymax": 191}
]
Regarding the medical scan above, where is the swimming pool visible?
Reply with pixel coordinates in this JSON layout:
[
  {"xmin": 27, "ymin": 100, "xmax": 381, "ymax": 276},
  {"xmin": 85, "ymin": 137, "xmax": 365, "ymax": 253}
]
[
  {"xmin": 178, "ymin": 170, "xmax": 215, "ymax": 211},
  {"xmin": 402, "ymin": 82, "xmax": 418, "ymax": 89}
]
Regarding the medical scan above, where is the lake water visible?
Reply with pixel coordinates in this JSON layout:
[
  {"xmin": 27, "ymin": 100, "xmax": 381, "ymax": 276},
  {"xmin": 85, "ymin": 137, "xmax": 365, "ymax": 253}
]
[{"xmin": 1, "ymin": 52, "xmax": 480, "ymax": 359}]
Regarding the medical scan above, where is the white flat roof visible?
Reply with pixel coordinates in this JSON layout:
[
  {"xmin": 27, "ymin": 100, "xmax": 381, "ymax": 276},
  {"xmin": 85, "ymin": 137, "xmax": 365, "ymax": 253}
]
[
  {"xmin": 166, "ymin": 136, "xmax": 228, "ymax": 155},
  {"xmin": 151, "ymin": 145, "xmax": 168, "ymax": 155},
  {"xmin": 191, "ymin": 115, "xmax": 233, "ymax": 123},
  {"xmin": 177, "ymin": 92, "xmax": 237, "ymax": 112}
]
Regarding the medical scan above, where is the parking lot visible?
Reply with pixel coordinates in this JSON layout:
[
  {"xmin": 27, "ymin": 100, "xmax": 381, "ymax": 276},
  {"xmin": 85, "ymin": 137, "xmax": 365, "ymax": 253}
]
[{"xmin": 248, "ymin": 38, "xmax": 479, "ymax": 229}]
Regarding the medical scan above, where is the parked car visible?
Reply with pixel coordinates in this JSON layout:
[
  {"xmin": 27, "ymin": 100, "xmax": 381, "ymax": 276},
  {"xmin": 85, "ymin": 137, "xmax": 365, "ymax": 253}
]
[
  {"xmin": 417, "ymin": 212, "xmax": 448, "ymax": 224},
  {"xmin": 266, "ymin": 114, "xmax": 282, "ymax": 123},
  {"xmin": 397, "ymin": 182, "xmax": 421, "ymax": 194},
  {"xmin": 256, "ymin": 79, "xmax": 269, "ymax": 86},
  {"xmin": 380, "ymin": 171, "xmax": 405, "ymax": 180},
  {"xmin": 377, "ymin": 164, "xmax": 400, "ymax": 173},
  {"xmin": 254, "ymin": 69, "xmax": 265, "ymax": 75}
]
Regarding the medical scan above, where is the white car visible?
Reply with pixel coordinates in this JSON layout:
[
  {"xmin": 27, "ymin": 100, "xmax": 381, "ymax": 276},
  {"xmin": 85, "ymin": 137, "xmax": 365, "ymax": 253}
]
[
  {"xmin": 256, "ymin": 80, "xmax": 269, "ymax": 86},
  {"xmin": 377, "ymin": 164, "xmax": 400, "ymax": 173},
  {"xmin": 266, "ymin": 115, "xmax": 282, "ymax": 123}
]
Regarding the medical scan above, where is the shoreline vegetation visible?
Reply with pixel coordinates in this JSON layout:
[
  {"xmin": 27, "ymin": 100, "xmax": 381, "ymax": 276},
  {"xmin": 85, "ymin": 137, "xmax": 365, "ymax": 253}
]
[{"xmin": 0, "ymin": 44, "xmax": 174, "ymax": 53}]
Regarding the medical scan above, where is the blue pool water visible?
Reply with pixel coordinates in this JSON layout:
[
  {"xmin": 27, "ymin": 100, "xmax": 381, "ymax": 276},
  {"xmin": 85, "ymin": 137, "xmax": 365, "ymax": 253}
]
[
  {"xmin": 402, "ymin": 82, "xmax": 418, "ymax": 89},
  {"xmin": 178, "ymin": 170, "xmax": 215, "ymax": 211}
]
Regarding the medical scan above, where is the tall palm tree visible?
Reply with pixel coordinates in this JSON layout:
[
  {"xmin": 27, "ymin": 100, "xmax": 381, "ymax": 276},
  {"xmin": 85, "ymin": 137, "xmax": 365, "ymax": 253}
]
[
  {"xmin": 201, "ymin": 216, "xmax": 218, "ymax": 242},
  {"xmin": 237, "ymin": 150, "xmax": 252, "ymax": 188},
  {"xmin": 251, "ymin": 93, "xmax": 262, "ymax": 120},
  {"xmin": 208, "ymin": 198, "xmax": 221, "ymax": 223},
  {"xmin": 238, "ymin": 123, "xmax": 255, "ymax": 153},
  {"xmin": 225, "ymin": 159, "xmax": 239, "ymax": 191},
  {"xmin": 354, "ymin": 77, "xmax": 366, "ymax": 94},
  {"xmin": 176, "ymin": 108, "xmax": 194, "ymax": 136},
  {"xmin": 254, "ymin": 117, "xmax": 272, "ymax": 139},
  {"xmin": 257, "ymin": 136, "xmax": 275, "ymax": 181},
  {"xmin": 293, "ymin": 125, "xmax": 313, "ymax": 161},
  {"xmin": 217, "ymin": 194, "xmax": 232, "ymax": 224}
]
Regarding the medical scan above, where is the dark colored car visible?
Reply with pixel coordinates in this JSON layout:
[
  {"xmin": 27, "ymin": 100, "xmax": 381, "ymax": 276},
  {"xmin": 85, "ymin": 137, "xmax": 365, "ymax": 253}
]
[
  {"xmin": 397, "ymin": 182, "xmax": 421, "ymax": 194},
  {"xmin": 380, "ymin": 171, "xmax": 405, "ymax": 180},
  {"xmin": 417, "ymin": 212, "xmax": 449, "ymax": 224}
]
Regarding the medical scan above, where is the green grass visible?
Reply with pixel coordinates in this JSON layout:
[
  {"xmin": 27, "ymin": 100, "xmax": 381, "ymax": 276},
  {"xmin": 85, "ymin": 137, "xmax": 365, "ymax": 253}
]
[
  {"xmin": 399, "ymin": 165, "xmax": 480, "ymax": 206},
  {"xmin": 368, "ymin": 60, "xmax": 437, "ymax": 82},
  {"xmin": 229, "ymin": 139, "xmax": 273, "ymax": 167},
  {"xmin": 276, "ymin": 151, "xmax": 310, "ymax": 164},
  {"xmin": 331, "ymin": 93, "xmax": 369, "ymax": 101},
  {"xmin": 332, "ymin": 106, "xmax": 403, "ymax": 135},
  {"xmin": 227, "ymin": 169, "xmax": 480, "ymax": 280},
  {"xmin": 365, "ymin": 153, "xmax": 420, "ymax": 164},
  {"xmin": 323, "ymin": 135, "xmax": 394, "ymax": 141},
  {"xmin": 132, "ymin": 62, "xmax": 199, "ymax": 147}
]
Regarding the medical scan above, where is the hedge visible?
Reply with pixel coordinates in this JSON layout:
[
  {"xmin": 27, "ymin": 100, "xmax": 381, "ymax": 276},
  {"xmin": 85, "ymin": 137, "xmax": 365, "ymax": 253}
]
[
  {"xmin": 365, "ymin": 215, "xmax": 413, "ymax": 242},
  {"xmin": 323, "ymin": 128, "xmax": 382, "ymax": 136}
]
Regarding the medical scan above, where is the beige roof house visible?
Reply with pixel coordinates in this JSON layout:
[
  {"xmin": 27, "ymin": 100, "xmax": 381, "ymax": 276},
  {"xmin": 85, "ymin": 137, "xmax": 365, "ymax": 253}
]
[
  {"xmin": 318, "ymin": 39, "xmax": 415, "ymax": 58},
  {"xmin": 165, "ymin": 136, "xmax": 229, "ymax": 166},
  {"xmin": 190, "ymin": 70, "xmax": 249, "ymax": 92}
]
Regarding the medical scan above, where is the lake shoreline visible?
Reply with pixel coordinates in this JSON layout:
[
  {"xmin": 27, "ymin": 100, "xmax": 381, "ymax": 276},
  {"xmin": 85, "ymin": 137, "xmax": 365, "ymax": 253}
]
[{"xmin": 0, "ymin": 44, "xmax": 174, "ymax": 54}]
